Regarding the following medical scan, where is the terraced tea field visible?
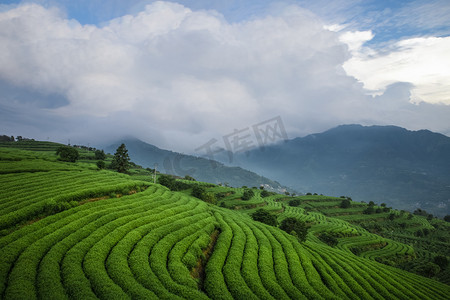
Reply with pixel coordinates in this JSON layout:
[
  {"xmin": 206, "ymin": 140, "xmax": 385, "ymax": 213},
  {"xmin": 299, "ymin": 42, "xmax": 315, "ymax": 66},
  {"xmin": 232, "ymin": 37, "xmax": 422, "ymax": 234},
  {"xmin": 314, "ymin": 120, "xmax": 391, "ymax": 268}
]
[{"xmin": 0, "ymin": 144, "xmax": 449, "ymax": 299}]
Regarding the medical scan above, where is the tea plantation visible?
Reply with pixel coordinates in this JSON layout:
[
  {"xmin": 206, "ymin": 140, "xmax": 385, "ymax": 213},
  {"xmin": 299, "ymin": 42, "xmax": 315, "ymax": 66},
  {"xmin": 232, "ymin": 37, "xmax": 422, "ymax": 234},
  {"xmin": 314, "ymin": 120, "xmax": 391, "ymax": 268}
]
[{"xmin": 0, "ymin": 142, "xmax": 448, "ymax": 299}]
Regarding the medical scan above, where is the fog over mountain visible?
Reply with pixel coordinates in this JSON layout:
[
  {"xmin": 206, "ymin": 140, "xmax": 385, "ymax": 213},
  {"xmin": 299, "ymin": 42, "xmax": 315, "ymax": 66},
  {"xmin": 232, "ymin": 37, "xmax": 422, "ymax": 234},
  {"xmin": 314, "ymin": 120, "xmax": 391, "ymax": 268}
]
[{"xmin": 228, "ymin": 125, "xmax": 450, "ymax": 216}]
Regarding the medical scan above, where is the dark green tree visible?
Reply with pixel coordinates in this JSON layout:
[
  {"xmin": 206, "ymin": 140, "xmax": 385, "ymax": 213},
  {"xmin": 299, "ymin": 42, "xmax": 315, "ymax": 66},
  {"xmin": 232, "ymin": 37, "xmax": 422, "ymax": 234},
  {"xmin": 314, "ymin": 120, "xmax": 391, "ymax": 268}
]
[
  {"xmin": 340, "ymin": 199, "xmax": 351, "ymax": 208},
  {"xmin": 242, "ymin": 189, "xmax": 254, "ymax": 200},
  {"xmin": 318, "ymin": 232, "xmax": 338, "ymax": 247},
  {"xmin": 279, "ymin": 217, "xmax": 309, "ymax": 242},
  {"xmin": 184, "ymin": 175, "xmax": 196, "ymax": 181},
  {"xmin": 412, "ymin": 262, "xmax": 440, "ymax": 278},
  {"xmin": 202, "ymin": 192, "xmax": 216, "ymax": 204},
  {"xmin": 251, "ymin": 209, "xmax": 278, "ymax": 226},
  {"xmin": 261, "ymin": 190, "xmax": 276, "ymax": 198},
  {"xmin": 363, "ymin": 206, "xmax": 375, "ymax": 215},
  {"xmin": 433, "ymin": 255, "xmax": 448, "ymax": 269},
  {"xmin": 444, "ymin": 215, "xmax": 450, "ymax": 222},
  {"xmin": 110, "ymin": 143, "xmax": 130, "ymax": 173},
  {"xmin": 96, "ymin": 160, "xmax": 106, "ymax": 169},
  {"xmin": 192, "ymin": 185, "xmax": 206, "ymax": 199},
  {"xmin": 158, "ymin": 174, "xmax": 176, "ymax": 189},
  {"xmin": 56, "ymin": 146, "xmax": 79, "ymax": 162},
  {"xmin": 94, "ymin": 149, "xmax": 106, "ymax": 160},
  {"xmin": 289, "ymin": 199, "xmax": 301, "ymax": 207}
]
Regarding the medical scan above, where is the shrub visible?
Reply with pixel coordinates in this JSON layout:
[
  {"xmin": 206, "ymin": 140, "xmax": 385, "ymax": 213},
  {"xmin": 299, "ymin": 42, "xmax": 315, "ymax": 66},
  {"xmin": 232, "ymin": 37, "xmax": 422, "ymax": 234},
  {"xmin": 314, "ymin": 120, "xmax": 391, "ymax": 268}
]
[
  {"xmin": 192, "ymin": 185, "xmax": 206, "ymax": 199},
  {"xmin": 261, "ymin": 190, "xmax": 275, "ymax": 198},
  {"xmin": 433, "ymin": 255, "xmax": 448, "ymax": 269},
  {"xmin": 251, "ymin": 209, "xmax": 278, "ymax": 226},
  {"xmin": 158, "ymin": 174, "xmax": 189, "ymax": 191},
  {"xmin": 202, "ymin": 192, "xmax": 217, "ymax": 205},
  {"xmin": 363, "ymin": 206, "xmax": 375, "ymax": 214},
  {"xmin": 340, "ymin": 199, "xmax": 351, "ymax": 208},
  {"xmin": 56, "ymin": 146, "xmax": 79, "ymax": 162},
  {"xmin": 288, "ymin": 199, "xmax": 301, "ymax": 207},
  {"xmin": 412, "ymin": 262, "xmax": 440, "ymax": 278},
  {"xmin": 241, "ymin": 189, "xmax": 254, "ymax": 201},
  {"xmin": 184, "ymin": 175, "xmax": 196, "ymax": 181},
  {"xmin": 94, "ymin": 150, "xmax": 106, "ymax": 160},
  {"xmin": 318, "ymin": 232, "xmax": 338, "ymax": 247},
  {"xmin": 96, "ymin": 160, "xmax": 106, "ymax": 169},
  {"xmin": 279, "ymin": 217, "xmax": 308, "ymax": 242}
]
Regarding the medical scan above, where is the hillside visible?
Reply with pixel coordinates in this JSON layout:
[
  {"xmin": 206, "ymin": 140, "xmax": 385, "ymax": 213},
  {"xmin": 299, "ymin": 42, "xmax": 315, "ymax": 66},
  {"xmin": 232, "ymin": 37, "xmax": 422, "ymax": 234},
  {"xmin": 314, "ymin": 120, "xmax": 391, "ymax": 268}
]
[
  {"xmin": 231, "ymin": 125, "xmax": 450, "ymax": 217},
  {"xmin": 104, "ymin": 138, "xmax": 287, "ymax": 191},
  {"xmin": 0, "ymin": 142, "xmax": 449, "ymax": 299}
]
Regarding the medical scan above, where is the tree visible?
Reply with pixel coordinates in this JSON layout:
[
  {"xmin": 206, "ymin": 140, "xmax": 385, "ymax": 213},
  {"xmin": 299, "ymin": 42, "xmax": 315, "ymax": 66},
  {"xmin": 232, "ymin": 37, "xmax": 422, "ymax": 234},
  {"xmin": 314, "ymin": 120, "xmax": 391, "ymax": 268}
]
[
  {"xmin": 0, "ymin": 135, "xmax": 14, "ymax": 142},
  {"xmin": 433, "ymin": 255, "xmax": 448, "ymax": 269},
  {"xmin": 444, "ymin": 215, "xmax": 450, "ymax": 222},
  {"xmin": 242, "ymin": 189, "xmax": 254, "ymax": 200},
  {"xmin": 96, "ymin": 160, "xmax": 106, "ymax": 169},
  {"xmin": 279, "ymin": 217, "xmax": 309, "ymax": 242},
  {"xmin": 184, "ymin": 175, "xmax": 196, "ymax": 181},
  {"xmin": 94, "ymin": 149, "xmax": 106, "ymax": 160},
  {"xmin": 363, "ymin": 206, "xmax": 375, "ymax": 215},
  {"xmin": 251, "ymin": 209, "xmax": 278, "ymax": 226},
  {"xmin": 56, "ymin": 146, "xmax": 79, "ymax": 162},
  {"xmin": 202, "ymin": 192, "xmax": 217, "ymax": 204},
  {"xmin": 412, "ymin": 262, "xmax": 440, "ymax": 278},
  {"xmin": 340, "ymin": 199, "xmax": 351, "ymax": 208},
  {"xmin": 261, "ymin": 190, "xmax": 271, "ymax": 198},
  {"xmin": 192, "ymin": 185, "xmax": 206, "ymax": 199},
  {"xmin": 110, "ymin": 144, "xmax": 130, "ymax": 173},
  {"xmin": 289, "ymin": 199, "xmax": 301, "ymax": 207},
  {"xmin": 318, "ymin": 232, "xmax": 338, "ymax": 247}
]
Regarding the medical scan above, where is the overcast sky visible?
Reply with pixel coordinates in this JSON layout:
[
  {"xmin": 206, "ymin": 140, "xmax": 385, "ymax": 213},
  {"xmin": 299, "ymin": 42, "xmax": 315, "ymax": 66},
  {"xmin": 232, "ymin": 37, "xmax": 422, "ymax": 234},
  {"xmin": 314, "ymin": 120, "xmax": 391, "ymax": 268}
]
[{"xmin": 1, "ymin": 0, "xmax": 449, "ymax": 153}]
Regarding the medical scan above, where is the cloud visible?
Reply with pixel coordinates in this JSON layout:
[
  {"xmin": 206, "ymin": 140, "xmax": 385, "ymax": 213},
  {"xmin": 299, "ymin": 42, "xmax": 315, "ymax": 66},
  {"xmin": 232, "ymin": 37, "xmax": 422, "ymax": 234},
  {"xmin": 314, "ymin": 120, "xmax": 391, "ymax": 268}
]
[
  {"xmin": 343, "ymin": 35, "xmax": 450, "ymax": 104},
  {"xmin": 0, "ymin": 2, "xmax": 449, "ymax": 152}
]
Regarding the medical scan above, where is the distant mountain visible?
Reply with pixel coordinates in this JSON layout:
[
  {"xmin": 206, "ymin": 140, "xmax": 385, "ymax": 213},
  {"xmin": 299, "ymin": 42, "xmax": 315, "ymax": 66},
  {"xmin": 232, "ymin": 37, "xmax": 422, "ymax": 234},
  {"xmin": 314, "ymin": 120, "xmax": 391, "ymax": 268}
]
[
  {"xmin": 232, "ymin": 125, "xmax": 450, "ymax": 216},
  {"xmin": 104, "ymin": 138, "xmax": 287, "ymax": 191}
]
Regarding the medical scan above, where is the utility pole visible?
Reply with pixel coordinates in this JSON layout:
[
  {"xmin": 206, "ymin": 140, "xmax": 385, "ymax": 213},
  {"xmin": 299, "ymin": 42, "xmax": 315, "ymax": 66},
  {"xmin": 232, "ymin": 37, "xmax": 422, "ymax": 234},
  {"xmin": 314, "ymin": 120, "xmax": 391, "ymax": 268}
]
[{"xmin": 153, "ymin": 163, "xmax": 158, "ymax": 184}]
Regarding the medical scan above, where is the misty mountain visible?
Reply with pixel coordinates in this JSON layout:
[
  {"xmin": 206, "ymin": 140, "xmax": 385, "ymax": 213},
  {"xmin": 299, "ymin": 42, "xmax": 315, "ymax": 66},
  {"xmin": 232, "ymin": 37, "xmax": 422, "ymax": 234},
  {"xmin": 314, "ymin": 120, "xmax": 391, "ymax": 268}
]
[
  {"xmin": 231, "ymin": 125, "xmax": 450, "ymax": 216},
  {"xmin": 104, "ymin": 138, "xmax": 286, "ymax": 191}
]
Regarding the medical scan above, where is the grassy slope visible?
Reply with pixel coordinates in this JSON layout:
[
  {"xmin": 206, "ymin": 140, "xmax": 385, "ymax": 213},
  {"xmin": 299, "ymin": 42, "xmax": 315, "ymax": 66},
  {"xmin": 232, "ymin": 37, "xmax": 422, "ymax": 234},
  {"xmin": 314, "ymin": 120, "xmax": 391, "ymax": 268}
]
[{"xmin": 0, "ymin": 141, "xmax": 448, "ymax": 299}]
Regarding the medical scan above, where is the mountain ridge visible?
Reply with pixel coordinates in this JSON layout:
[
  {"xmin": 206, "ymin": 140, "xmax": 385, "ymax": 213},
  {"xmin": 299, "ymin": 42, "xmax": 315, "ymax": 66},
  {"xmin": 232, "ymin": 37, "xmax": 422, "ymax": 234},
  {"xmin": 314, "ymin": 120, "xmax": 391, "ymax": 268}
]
[
  {"xmin": 231, "ymin": 124, "xmax": 450, "ymax": 216},
  {"xmin": 104, "ymin": 138, "xmax": 288, "ymax": 192}
]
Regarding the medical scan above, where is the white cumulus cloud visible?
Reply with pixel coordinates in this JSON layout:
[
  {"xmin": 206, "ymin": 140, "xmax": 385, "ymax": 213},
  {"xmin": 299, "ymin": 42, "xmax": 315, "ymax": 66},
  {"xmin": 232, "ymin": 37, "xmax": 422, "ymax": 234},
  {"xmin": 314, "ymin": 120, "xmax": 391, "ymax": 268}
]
[
  {"xmin": 343, "ymin": 35, "xmax": 450, "ymax": 105},
  {"xmin": 0, "ymin": 1, "xmax": 449, "ymax": 151}
]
